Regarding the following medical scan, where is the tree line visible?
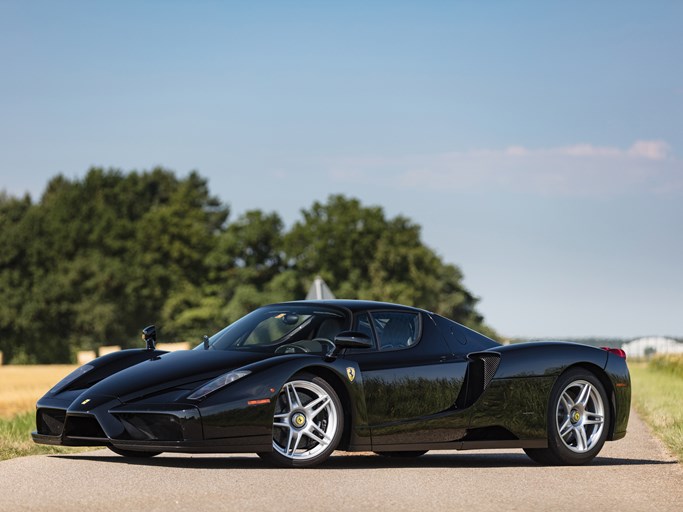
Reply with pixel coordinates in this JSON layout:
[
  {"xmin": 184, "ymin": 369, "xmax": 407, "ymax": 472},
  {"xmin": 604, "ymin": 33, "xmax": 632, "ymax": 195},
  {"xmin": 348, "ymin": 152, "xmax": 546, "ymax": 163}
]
[{"xmin": 0, "ymin": 168, "xmax": 496, "ymax": 363}]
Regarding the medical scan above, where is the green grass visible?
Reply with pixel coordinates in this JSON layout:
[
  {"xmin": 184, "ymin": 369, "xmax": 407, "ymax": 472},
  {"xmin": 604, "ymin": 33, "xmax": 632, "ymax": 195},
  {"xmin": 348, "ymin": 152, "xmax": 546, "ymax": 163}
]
[
  {"xmin": 0, "ymin": 411, "xmax": 91, "ymax": 461},
  {"xmin": 630, "ymin": 356, "xmax": 683, "ymax": 461}
]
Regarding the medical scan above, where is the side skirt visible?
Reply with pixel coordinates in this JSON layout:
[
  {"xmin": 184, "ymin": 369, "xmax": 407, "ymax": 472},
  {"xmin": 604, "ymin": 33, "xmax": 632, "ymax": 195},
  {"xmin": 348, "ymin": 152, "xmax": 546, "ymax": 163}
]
[{"xmin": 361, "ymin": 439, "xmax": 547, "ymax": 452}]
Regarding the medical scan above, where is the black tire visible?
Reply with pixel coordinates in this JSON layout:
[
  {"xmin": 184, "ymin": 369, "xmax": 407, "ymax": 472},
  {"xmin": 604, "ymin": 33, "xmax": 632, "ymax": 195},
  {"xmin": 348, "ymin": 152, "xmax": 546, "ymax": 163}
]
[
  {"xmin": 374, "ymin": 451, "xmax": 428, "ymax": 458},
  {"xmin": 108, "ymin": 446, "xmax": 161, "ymax": 458},
  {"xmin": 258, "ymin": 373, "xmax": 343, "ymax": 468},
  {"xmin": 525, "ymin": 368, "xmax": 610, "ymax": 465}
]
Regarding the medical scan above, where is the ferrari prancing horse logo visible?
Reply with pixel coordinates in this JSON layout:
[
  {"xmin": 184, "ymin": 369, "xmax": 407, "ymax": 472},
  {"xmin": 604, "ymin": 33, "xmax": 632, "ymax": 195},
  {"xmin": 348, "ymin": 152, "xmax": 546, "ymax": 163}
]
[
  {"xmin": 346, "ymin": 367, "xmax": 356, "ymax": 382},
  {"xmin": 81, "ymin": 398, "xmax": 91, "ymax": 405}
]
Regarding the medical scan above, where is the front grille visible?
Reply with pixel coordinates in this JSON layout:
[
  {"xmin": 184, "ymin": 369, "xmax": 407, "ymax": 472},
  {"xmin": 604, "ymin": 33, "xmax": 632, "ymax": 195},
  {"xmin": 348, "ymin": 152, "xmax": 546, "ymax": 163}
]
[
  {"xmin": 64, "ymin": 415, "xmax": 107, "ymax": 439},
  {"xmin": 116, "ymin": 413, "xmax": 184, "ymax": 441},
  {"xmin": 37, "ymin": 408, "xmax": 66, "ymax": 436}
]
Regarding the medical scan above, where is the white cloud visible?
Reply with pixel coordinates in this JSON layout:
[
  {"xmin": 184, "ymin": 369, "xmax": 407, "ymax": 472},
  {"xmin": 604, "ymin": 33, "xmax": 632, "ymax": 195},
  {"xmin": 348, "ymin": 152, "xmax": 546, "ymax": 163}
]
[
  {"xmin": 328, "ymin": 140, "xmax": 681, "ymax": 197},
  {"xmin": 627, "ymin": 140, "xmax": 670, "ymax": 160}
]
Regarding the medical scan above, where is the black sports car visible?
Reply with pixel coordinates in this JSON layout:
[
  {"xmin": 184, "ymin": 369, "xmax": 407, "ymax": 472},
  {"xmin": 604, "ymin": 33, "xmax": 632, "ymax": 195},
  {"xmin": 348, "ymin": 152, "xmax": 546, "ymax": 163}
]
[{"xmin": 33, "ymin": 300, "xmax": 630, "ymax": 467}]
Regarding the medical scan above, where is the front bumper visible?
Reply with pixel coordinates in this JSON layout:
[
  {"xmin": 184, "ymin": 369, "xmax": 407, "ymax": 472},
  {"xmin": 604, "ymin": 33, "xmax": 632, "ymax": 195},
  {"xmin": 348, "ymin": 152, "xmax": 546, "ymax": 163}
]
[{"xmin": 32, "ymin": 395, "xmax": 272, "ymax": 454}]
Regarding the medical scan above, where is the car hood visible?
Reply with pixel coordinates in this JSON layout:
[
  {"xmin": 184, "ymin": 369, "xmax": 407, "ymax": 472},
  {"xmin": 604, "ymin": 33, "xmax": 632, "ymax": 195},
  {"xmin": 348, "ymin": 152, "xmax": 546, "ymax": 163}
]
[{"xmin": 85, "ymin": 349, "xmax": 270, "ymax": 401}]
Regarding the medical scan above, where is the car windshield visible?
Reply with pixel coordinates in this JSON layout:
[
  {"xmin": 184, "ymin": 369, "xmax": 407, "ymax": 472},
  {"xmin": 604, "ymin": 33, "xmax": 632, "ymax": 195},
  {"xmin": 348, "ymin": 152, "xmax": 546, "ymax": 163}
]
[{"xmin": 195, "ymin": 305, "xmax": 349, "ymax": 354}]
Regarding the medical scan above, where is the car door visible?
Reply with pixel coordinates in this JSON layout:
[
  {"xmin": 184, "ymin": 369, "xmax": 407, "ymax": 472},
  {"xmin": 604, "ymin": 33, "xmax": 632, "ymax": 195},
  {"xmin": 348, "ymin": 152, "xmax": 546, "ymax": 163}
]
[{"xmin": 345, "ymin": 310, "xmax": 471, "ymax": 447}]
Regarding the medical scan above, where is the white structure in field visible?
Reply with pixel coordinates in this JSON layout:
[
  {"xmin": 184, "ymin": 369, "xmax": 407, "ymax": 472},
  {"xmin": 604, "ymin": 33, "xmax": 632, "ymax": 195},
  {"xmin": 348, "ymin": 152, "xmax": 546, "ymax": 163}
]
[
  {"xmin": 621, "ymin": 336, "xmax": 683, "ymax": 358},
  {"xmin": 306, "ymin": 276, "xmax": 336, "ymax": 300}
]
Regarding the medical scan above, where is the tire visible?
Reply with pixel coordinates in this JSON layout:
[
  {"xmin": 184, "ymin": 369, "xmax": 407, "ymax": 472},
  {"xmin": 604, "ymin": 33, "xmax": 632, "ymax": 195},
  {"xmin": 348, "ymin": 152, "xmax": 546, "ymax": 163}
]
[
  {"xmin": 258, "ymin": 374, "xmax": 343, "ymax": 468},
  {"xmin": 525, "ymin": 368, "xmax": 610, "ymax": 465},
  {"xmin": 374, "ymin": 451, "xmax": 428, "ymax": 458},
  {"xmin": 108, "ymin": 446, "xmax": 161, "ymax": 458}
]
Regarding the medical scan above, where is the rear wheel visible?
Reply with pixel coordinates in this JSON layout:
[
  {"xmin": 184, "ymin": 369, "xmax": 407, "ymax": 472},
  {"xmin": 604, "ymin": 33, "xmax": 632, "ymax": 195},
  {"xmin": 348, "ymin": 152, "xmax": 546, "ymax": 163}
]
[
  {"xmin": 525, "ymin": 368, "xmax": 610, "ymax": 465},
  {"xmin": 108, "ymin": 447, "xmax": 161, "ymax": 458},
  {"xmin": 258, "ymin": 374, "xmax": 343, "ymax": 468}
]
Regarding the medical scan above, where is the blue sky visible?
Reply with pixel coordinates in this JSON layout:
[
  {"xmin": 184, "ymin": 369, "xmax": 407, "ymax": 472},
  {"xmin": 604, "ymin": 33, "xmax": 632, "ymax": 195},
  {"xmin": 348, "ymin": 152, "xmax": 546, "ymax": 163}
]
[{"xmin": 1, "ymin": 1, "xmax": 681, "ymax": 337}]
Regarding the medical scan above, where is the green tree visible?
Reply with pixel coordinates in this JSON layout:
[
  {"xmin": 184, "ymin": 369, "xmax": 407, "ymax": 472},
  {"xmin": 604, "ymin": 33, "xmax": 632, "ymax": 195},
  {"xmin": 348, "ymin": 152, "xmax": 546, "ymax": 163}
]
[
  {"xmin": 285, "ymin": 195, "xmax": 494, "ymax": 335},
  {"xmin": 0, "ymin": 176, "xmax": 496, "ymax": 364},
  {"xmin": 0, "ymin": 168, "xmax": 228, "ymax": 362}
]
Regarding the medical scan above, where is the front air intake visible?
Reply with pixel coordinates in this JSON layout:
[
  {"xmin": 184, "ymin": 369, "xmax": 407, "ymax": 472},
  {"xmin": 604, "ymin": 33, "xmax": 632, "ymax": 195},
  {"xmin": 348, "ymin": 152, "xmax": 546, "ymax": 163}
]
[
  {"xmin": 37, "ymin": 408, "xmax": 66, "ymax": 436},
  {"xmin": 63, "ymin": 415, "xmax": 107, "ymax": 439}
]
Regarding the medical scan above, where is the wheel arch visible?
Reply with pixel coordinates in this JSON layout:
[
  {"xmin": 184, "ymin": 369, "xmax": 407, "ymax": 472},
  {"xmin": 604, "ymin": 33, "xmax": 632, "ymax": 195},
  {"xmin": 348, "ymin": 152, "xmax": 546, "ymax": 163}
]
[
  {"xmin": 558, "ymin": 362, "xmax": 617, "ymax": 441},
  {"xmin": 288, "ymin": 365, "xmax": 355, "ymax": 451}
]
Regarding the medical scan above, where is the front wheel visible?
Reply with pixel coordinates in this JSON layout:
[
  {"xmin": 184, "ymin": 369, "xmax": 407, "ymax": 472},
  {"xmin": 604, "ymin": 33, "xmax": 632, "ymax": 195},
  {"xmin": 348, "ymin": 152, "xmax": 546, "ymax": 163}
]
[
  {"xmin": 525, "ymin": 368, "xmax": 610, "ymax": 465},
  {"xmin": 258, "ymin": 374, "xmax": 343, "ymax": 468}
]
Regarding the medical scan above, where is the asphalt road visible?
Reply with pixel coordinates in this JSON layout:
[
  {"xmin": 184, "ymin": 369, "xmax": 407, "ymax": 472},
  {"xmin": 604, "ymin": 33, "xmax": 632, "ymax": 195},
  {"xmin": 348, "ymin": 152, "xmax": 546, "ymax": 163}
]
[{"xmin": 1, "ymin": 410, "xmax": 681, "ymax": 512}]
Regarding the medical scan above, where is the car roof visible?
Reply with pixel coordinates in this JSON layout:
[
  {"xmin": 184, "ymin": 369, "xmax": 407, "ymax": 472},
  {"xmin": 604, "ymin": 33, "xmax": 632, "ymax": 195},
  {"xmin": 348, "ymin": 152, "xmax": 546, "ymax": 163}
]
[{"xmin": 271, "ymin": 299, "xmax": 427, "ymax": 314}]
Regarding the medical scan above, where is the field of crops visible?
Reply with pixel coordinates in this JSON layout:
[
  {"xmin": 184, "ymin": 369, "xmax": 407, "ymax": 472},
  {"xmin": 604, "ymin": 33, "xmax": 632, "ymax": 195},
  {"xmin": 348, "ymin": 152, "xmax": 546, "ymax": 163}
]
[{"xmin": 0, "ymin": 365, "xmax": 77, "ymax": 418}]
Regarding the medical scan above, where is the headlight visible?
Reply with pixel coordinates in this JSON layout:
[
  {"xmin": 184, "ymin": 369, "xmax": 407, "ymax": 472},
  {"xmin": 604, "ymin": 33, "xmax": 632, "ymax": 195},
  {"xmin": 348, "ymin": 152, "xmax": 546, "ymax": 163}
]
[
  {"xmin": 187, "ymin": 370, "xmax": 251, "ymax": 400},
  {"xmin": 49, "ymin": 364, "xmax": 95, "ymax": 394}
]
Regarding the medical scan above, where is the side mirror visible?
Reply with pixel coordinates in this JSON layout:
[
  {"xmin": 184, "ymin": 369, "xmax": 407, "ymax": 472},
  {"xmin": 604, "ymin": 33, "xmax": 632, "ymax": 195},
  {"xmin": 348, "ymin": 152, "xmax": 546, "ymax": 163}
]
[
  {"xmin": 142, "ymin": 325, "xmax": 157, "ymax": 351},
  {"xmin": 333, "ymin": 331, "xmax": 373, "ymax": 349}
]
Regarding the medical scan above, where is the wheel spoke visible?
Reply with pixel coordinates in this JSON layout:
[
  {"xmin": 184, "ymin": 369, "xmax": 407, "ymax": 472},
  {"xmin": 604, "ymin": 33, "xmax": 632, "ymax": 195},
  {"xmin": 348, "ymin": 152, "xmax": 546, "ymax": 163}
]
[
  {"xmin": 560, "ymin": 391, "xmax": 574, "ymax": 411},
  {"xmin": 310, "ymin": 422, "xmax": 331, "ymax": 442},
  {"xmin": 306, "ymin": 395, "xmax": 331, "ymax": 418},
  {"xmin": 575, "ymin": 426, "xmax": 588, "ymax": 451},
  {"xmin": 576, "ymin": 383, "xmax": 592, "ymax": 407},
  {"xmin": 584, "ymin": 414, "xmax": 604, "ymax": 425},
  {"xmin": 558, "ymin": 418, "xmax": 572, "ymax": 438},
  {"xmin": 303, "ymin": 426, "xmax": 327, "ymax": 445},
  {"xmin": 287, "ymin": 430, "xmax": 303, "ymax": 455},
  {"xmin": 273, "ymin": 420, "xmax": 289, "ymax": 428},
  {"xmin": 285, "ymin": 428, "xmax": 295, "ymax": 454},
  {"xmin": 285, "ymin": 383, "xmax": 302, "ymax": 409}
]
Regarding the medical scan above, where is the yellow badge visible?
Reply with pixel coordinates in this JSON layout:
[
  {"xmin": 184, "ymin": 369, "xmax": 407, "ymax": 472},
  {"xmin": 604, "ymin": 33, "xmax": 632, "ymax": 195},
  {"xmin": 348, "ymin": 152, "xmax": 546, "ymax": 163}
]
[
  {"xmin": 346, "ymin": 367, "xmax": 356, "ymax": 382},
  {"xmin": 81, "ymin": 398, "xmax": 91, "ymax": 405}
]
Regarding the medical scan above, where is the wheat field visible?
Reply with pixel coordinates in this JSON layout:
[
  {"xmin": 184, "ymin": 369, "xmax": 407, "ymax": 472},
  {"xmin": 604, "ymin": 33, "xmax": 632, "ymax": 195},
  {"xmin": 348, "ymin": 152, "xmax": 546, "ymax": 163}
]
[{"xmin": 0, "ymin": 365, "xmax": 77, "ymax": 418}]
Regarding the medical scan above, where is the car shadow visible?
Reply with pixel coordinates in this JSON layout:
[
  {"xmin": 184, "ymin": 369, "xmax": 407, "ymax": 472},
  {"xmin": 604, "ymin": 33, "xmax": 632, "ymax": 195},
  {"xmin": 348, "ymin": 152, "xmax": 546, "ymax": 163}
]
[{"xmin": 51, "ymin": 451, "xmax": 677, "ymax": 470}]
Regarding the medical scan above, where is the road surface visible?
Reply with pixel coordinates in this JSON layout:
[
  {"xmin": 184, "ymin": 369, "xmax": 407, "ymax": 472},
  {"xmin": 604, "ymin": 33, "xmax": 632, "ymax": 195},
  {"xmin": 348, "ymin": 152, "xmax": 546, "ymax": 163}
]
[{"xmin": 1, "ymin": 410, "xmax": 681, "ymax": 511}]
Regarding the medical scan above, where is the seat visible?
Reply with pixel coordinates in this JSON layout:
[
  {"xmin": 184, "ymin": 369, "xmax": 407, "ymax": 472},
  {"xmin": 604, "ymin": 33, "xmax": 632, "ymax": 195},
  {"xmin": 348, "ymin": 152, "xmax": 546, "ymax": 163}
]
[
  {"xmin": 316, "ymin": 317, "xmax": 344, "ymax": 340},
  {"xmin": 379, "ymin": 316, "xmax": 414, "ymax": 349}
]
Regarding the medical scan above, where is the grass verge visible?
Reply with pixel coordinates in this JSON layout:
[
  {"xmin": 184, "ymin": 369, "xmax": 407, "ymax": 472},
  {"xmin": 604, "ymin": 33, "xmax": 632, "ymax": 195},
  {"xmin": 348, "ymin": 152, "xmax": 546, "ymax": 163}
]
[
  {"xmin": 0, "ymin": 411, "xmax": 92, "ymax": 461},
  {"xmin": 0, "ymin": 365, "xmax": 92, "ymax": 461},
  {"xmin": 630, "ymin": 357, "xmax": 683, "ymax": 461}
]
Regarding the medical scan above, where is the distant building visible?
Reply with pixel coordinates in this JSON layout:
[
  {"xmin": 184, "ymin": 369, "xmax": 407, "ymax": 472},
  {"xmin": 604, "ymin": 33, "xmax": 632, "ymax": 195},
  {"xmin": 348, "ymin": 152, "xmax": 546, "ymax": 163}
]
[
  {"xmin": 306, "ymin": 276, "xmax": 336, "ymax": 300},
  {"xmin": 621, "ymin": 336, "xmax": 683, "ymax": 358}
]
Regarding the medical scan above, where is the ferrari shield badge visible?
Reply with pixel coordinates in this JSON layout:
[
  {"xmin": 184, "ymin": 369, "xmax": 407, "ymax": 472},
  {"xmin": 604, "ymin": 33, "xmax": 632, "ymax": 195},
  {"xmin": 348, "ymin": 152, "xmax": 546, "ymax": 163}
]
[{"xmin": 346, "ymin": 367, "xmax": 356, "ymax": 382}]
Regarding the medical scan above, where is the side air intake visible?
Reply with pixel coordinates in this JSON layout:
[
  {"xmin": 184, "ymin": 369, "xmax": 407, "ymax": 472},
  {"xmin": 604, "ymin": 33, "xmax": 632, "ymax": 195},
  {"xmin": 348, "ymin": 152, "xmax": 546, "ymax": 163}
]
[{"xmin": 455, "ymin": 353, "xmax": 501, "ymax": 409}]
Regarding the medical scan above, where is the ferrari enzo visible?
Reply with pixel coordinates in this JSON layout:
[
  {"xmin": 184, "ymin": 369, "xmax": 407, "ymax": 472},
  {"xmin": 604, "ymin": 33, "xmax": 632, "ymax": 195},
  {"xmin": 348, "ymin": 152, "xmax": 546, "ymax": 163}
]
[{"xmin": 33, "ymin": 300, "xmax": 630, "ymax": 467}]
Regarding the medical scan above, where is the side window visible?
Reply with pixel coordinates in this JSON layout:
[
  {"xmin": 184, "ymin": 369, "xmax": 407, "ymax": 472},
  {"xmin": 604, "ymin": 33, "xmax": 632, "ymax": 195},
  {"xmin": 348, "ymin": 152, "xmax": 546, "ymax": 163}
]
[
  {"xmin": 346, "ymin": 312, "xmax": 377, "ymax": 353},
  {"xmin": 353, "ymin": 312, "xmax": 374, "ymax": 340},
  {"xmin": 371, "ymin": 312, "xmax": 420, "ymax": 351}
]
